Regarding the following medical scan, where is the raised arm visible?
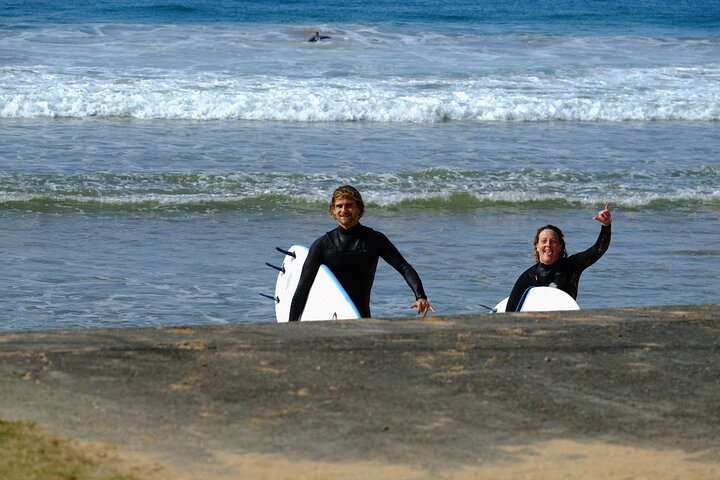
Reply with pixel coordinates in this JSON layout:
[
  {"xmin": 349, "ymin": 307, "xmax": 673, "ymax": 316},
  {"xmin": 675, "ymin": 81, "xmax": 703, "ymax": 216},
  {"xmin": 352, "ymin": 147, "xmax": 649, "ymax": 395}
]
[{"xmin": 573, "ymin": 203, "xmax": 612, "ymax": 269}]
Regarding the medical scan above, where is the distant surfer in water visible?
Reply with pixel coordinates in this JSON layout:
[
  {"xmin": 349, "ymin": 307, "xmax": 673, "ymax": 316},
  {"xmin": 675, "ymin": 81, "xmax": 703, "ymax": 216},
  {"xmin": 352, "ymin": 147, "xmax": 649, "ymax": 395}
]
[
  {"xmin": 289, "ymin": 185, "xmax": 434, "ymax": 321},
  {"xmin": 505, "ymin": 203, "xmax": 612, "ymax": 312},
  {"xmin": 308, "ymin": 31, "xmax": 331, "ymax": 42}
]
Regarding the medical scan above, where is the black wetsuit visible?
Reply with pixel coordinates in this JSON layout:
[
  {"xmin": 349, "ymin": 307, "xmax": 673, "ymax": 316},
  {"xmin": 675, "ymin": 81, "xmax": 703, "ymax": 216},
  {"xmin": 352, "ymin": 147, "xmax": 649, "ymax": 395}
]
[
  {"xmin": 308, "ymin": 34, "xmax": 330, "ymax": 42},
  {"xmin": 289, "ymin": 224, "xmax": 427, "ymax": 321},
  {"xmin": 506, "ymin": 225, "xmax": 611, "ymax": 312}
]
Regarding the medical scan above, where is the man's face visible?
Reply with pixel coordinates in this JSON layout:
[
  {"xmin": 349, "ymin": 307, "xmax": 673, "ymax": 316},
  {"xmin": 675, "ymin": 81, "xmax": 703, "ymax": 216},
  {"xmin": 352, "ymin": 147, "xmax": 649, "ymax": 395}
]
[{"xmin": 333, "ymin": 197, "xmax": 361, "ymax": 229}]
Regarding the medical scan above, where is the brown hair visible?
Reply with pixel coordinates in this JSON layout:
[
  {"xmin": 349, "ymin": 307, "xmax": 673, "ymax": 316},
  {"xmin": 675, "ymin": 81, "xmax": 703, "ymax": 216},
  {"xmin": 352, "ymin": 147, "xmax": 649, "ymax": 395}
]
[
  {"xmin": 533, "ymin": 224, "xmax": 567, "ymax": 262},
  {"xmin": 328, "ymin": 185, "xmax": 365, "ymax": 219}
]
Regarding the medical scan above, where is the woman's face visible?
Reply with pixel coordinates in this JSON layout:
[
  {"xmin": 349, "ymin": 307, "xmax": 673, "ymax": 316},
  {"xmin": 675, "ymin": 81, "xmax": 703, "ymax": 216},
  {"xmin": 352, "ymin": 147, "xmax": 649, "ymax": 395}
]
[{"xmin": 535, "ymin": 228, "xmax": 562, "ymax": 265}]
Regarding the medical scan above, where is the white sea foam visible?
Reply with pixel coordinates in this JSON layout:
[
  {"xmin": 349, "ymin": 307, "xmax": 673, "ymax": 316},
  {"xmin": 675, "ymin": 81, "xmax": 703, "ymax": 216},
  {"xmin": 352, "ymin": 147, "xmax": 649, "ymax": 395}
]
[
  {"xmin": 1, "ymin": 66, "xmax": 718, "ymax": 122},
  {"xmin": 2, "ymin": 22, "xmax": 718, "ymax": 122}
]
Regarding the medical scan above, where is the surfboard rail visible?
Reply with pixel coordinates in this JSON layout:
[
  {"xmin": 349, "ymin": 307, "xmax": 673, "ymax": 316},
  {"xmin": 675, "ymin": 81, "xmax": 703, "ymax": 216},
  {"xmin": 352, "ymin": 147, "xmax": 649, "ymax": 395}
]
[
  {"xmin": 270, "ymin": 245, "xmax": 361, "ymax": 322},
  {"xmin": 493, "ymin": 286, "xmax": 580, "ymax": 313}
]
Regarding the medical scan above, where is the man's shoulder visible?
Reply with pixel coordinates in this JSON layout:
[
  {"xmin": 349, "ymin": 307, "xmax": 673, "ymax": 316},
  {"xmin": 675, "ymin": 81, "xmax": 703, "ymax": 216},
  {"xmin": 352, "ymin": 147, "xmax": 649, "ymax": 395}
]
[
  {"xmin": 314, "ymin": 224, "xmax": 388, "ymax": 245},
  {"xmin": 358, "ymin": 224, "xmax": 393, "ymax": 241},
  {"xmin": 311, "ymin": 230, "xmax": 335, "ymax": 246}
]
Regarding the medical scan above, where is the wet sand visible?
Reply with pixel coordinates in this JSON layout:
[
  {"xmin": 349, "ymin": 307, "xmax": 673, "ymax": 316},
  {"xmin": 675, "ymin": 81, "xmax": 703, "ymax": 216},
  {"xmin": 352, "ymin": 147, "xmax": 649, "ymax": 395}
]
[{"xmin": 1, "ymin": 304, "xmax": 719, "ymax": 479}]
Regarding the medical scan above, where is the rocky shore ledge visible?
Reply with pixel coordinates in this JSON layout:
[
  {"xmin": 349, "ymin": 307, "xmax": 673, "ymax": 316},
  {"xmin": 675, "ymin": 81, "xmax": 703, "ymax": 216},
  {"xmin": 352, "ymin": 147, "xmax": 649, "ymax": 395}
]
[{"xmin": 1, "ymin": 304, "xmax": 719, "ymax": 479}]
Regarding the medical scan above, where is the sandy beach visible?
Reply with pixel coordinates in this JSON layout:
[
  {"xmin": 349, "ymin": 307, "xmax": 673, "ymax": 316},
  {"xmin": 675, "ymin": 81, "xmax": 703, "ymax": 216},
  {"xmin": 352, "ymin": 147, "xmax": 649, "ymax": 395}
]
[{"xmin": 1, "ymin": 304, "xmax": 718, "ymax": 479}]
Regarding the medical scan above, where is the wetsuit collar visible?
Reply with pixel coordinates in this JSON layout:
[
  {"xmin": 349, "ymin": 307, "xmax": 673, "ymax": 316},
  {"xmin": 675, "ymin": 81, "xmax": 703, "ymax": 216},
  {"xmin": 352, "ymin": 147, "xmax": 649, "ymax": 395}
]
[{"xmin": 337, "ymin": 223, "xmax": 363, "ymax": 236}]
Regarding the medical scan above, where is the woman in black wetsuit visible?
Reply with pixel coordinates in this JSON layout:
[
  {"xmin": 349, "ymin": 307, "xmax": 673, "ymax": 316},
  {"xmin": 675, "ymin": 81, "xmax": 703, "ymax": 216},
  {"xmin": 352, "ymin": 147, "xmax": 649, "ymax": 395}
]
[
  {"xmin": 289, "ymin": 185, "xmax": 434, "ymax": 321},
  {"xmin": 505, "ymin": 203, "xmax": 612, "ymax": 312}
]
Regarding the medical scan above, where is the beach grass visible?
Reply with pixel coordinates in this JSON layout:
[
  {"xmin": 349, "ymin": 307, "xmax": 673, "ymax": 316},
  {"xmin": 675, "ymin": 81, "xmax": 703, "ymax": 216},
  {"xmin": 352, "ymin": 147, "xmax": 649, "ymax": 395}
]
[{"xmin": 0, "ymin": 419, "xmax": 136, "ymax": 480}]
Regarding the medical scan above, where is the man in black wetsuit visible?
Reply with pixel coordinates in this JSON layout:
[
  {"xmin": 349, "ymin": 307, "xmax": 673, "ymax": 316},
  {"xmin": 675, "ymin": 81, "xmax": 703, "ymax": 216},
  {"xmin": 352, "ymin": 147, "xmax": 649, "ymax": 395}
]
[
  {"xmin": 505, "ymin": 203, "xmax": 612, "ymax": 312},
  {"xmin": 308, "ymin": 31, "xmax": 330, "ymax": 42},
  {"xmin": 289, "ymin": 185, "xmax": 434, "ymax": 321}
]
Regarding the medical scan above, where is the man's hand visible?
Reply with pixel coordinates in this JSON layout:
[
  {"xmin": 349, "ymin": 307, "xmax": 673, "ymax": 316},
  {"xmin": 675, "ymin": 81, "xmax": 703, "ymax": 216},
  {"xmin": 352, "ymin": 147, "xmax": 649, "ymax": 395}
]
[{"xmin": 410, "ymin": 298, "xmax": 435, "ymax": 318}]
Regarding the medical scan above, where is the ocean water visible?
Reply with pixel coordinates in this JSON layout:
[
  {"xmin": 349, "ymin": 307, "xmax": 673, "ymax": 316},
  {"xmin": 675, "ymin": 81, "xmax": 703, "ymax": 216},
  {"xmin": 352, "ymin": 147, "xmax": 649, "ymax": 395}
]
[{"xmin": 1, "ymin": 0, "xmax": 718, "ymax": 331}]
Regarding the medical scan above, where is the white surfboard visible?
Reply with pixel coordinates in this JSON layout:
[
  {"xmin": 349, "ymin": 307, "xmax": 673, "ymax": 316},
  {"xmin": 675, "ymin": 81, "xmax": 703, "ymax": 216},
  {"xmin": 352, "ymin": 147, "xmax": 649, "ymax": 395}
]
[
  {"xmin": 272, "ymin": 245, "xmax": 361, "ymax": 323},
  {"xmin": 493, "ymin": 286, "xmax": 580, "ymax": 313}
]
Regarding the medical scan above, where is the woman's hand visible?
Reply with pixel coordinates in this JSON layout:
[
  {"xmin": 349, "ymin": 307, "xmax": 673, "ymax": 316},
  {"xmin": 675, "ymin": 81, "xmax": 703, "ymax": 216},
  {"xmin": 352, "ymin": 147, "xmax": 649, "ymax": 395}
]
[{"xmin": 593, "ymin": 202, "xmax": 612, "ymax": 226}]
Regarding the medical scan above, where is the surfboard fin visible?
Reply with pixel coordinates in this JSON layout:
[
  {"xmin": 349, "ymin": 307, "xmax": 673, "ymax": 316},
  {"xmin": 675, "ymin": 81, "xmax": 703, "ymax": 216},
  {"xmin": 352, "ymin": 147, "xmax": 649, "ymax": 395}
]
[
  {"xmin": 265, "ymin": 262, "xmax": 285, "ymax": 273},
  {"xmin": 259, "ymin": 293, "xmax": 280, "ymax": 303},
  {"xmin": 275, "ymin": 247, "xmax": 296, "ymax": 258}
]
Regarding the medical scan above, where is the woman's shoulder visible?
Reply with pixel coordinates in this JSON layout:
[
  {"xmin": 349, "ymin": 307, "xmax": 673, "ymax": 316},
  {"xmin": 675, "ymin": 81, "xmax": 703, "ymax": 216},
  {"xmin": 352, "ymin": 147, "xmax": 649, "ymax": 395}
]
[{"xmin": 521, "ymin": 262, "xmax": 542, "ymax": 277}]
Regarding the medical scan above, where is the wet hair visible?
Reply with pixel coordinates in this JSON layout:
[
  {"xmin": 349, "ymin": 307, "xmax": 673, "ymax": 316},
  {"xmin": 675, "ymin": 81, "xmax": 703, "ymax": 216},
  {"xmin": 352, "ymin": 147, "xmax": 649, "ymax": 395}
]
[
  {"xmin": 533, "ymin": 224, "xmax": 567, "ymax": 262},
  {"xmin": 328, "ymin": 185, "xmax": 365, "ymax": 219}
]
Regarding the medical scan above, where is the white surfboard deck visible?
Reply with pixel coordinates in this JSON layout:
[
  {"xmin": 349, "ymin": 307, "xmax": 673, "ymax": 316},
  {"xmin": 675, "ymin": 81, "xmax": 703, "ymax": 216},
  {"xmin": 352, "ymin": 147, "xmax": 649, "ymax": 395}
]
[
  {"xmin": 274, "ymin": 245, "xmax": 361, "ymax": 323},
  {"xmin": 493, "ymin": 286, "xmax": 580, "ymax": 313}
]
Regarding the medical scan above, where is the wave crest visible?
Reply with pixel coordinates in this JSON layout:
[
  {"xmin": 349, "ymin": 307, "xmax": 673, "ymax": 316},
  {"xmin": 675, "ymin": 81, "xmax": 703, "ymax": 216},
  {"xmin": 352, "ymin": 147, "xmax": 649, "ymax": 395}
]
[
  {"xmin": 2, "ymin": 68, "xmax": 718, "ymax": 122},
  {"xmin": 0, "ymin": 169, "xmax": 717, "ymax": 212}
]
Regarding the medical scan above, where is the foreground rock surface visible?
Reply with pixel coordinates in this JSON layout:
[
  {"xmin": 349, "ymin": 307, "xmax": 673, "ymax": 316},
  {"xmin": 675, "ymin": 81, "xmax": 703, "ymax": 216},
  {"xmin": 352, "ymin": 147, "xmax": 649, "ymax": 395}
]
[{"xmin": 1, "ymin": 304, "xmax": 719, "ymax": 479}]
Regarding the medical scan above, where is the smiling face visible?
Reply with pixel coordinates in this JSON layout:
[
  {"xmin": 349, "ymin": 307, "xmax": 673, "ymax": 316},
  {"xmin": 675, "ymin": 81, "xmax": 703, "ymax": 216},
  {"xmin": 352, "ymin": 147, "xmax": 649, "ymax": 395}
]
[
  {"xmin": 332, "ymin": 196, "xmax": 361, "ymax": 229},
  {"xmin": 328, "ymin": 185, "xmax": 365, "ymax": 230},
  {"xmin": 534, "ymin": 227, "xmax": 564, "ymax": 265}
]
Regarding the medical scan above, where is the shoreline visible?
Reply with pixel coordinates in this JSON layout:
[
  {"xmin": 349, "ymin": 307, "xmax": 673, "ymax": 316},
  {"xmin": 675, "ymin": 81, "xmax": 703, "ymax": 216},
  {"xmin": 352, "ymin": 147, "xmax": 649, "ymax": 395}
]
[{"xmin": 1, "ymin": 304, "xmax": 719, "ymax": 479}]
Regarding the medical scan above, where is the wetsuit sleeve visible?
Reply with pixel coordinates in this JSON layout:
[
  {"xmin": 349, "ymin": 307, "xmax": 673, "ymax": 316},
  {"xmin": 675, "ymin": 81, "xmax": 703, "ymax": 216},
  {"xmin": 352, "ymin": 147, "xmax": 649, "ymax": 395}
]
[
  {"xmin": 377, "ymin": 233, "xmax": 427, "ymax": 300},
  {"xmin": 288, "ymin": 239, "xmax": 324, "ymax": 322},
  {"xmin": 570, "ymin": 224, "xmax": 611, "ymax": 270},
  {"xmin": 506, "ymin": 266, "xmax": 535, "ymax": 312}
]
